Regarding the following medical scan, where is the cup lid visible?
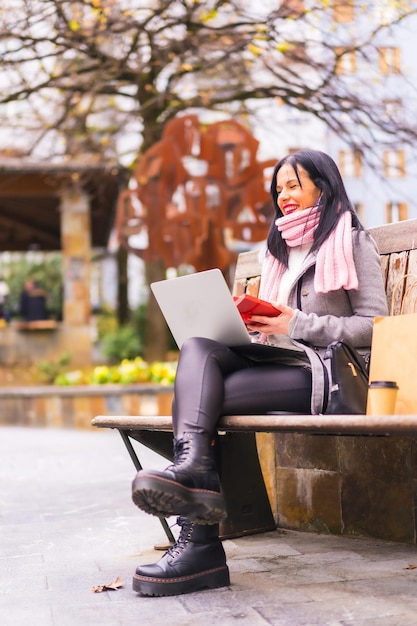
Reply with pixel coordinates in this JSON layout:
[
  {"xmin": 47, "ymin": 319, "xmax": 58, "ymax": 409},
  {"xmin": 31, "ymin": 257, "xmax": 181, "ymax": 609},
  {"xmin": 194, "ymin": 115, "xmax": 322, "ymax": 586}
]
[{"xmin": 369, "ymin": 380, "xmax": 398, "ymax": 389}]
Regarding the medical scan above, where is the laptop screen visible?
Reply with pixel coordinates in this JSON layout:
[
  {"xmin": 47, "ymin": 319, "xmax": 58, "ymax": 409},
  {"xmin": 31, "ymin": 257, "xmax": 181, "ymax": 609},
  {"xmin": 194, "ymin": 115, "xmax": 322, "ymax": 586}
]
[{"xmin": 151, "ymin": 269, "xmax": 251, "ymax": 348}]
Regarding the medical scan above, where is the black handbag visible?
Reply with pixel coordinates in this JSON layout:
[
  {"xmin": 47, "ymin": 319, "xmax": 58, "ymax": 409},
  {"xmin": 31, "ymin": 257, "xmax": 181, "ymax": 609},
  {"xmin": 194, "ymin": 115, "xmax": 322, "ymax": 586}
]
[
  {"xmin": 321, "ymin": 340, "xmax": 369, "ymax": 414},
  {"xmin": 296, "ymin": 281, "xmax": 369, "ymax": 414}
]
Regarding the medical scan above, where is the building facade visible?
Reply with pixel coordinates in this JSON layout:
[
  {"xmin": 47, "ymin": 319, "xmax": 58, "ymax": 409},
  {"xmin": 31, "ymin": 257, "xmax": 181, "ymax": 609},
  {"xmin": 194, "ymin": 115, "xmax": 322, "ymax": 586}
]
[
  {"xmin": 324, "ymin": 1, "xmax": 417, "ymax": 227},
  {"xmin": 255, "ymin": 1, "xmax": 417, "ymax": 229}
]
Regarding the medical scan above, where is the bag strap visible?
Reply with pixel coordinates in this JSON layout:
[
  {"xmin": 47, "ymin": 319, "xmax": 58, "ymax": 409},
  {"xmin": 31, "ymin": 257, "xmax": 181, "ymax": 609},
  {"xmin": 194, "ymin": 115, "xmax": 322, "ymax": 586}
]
[{"xmin": 297, "ymin": 278, "xmax": 302, "ymax": 310}]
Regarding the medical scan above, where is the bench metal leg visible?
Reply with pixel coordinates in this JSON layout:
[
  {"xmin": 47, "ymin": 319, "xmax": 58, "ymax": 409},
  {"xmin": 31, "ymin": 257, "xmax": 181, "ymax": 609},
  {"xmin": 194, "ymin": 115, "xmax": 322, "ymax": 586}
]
[{"xmin": 118, "ymin": 430, "xmax": 175, "ymax": 545}]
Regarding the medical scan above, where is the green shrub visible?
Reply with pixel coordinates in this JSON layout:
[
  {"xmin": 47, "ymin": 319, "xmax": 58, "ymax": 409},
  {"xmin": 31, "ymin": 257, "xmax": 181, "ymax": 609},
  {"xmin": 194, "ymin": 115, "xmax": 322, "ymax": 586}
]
[
  {"xmin": 101, "ymin": 324, "xmax": 142, "ymax": 362},
  {"xmin": 38, "ymin": 352, "xmax": 71, "ymax": 384},
  {"xmin": 95, "ymin": 305, "xmax": 118, "ymax": 341}
]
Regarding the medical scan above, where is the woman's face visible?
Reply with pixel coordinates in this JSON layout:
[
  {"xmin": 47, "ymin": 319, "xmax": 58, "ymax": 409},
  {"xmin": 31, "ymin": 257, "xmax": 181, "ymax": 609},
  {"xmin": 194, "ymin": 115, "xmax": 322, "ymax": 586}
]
[{"xmin": 276, "ymin": 163, "xmax": 321, "ymax": 216}]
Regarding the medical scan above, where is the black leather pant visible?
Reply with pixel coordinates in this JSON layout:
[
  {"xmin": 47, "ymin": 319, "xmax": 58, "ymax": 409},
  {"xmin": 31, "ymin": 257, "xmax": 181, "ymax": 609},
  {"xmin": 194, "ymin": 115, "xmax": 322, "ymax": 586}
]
[{"xmin": 172, "ymin": 337, "xmax": 312, "ymax": 438}]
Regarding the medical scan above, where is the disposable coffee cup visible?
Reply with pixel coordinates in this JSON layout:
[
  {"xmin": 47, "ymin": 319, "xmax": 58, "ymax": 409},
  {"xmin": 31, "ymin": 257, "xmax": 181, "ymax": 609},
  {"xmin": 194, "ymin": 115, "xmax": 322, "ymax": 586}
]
[{"xmin": 368, "ymin": 381, "xmax": 399, "ymax": 415}]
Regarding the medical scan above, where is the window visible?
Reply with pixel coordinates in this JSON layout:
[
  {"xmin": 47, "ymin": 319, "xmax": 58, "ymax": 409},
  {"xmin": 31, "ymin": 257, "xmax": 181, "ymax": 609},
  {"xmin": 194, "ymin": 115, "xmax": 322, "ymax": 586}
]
[
  {"xmin": 352, "ymin": 203, "xmax": 365, "ymax": 223},
  {"xmin": 334, "ymin": 47, "xmax": 357, "ymax": 74},
  {"xmin": 338, "ymin": 150, "xmax": 362, "ymax": 177},
  {"xmin": 386, "ymin": 202, "xmax": 408, "ymax": 223},
  {"xmin": 383, "ymin": 150, "xmax": 405, "ymax": 178},
  {"xmin": 379, "ymin": 47, "xmax": 400, "ymax": 74},
  {"xmin": 333, "ymin": 0, "xmax": 354, "ymax": 23}
]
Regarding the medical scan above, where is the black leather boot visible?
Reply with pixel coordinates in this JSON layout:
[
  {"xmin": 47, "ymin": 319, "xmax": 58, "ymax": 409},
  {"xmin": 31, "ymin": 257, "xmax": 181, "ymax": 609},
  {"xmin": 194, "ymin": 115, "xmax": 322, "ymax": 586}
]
[
  {"xmin": 132, "ymin": 517, "xmax": 230, "ymax": 596},
  {"xmin": 131, "ymin": 432, "xmax": 227, "ymax": 524}
]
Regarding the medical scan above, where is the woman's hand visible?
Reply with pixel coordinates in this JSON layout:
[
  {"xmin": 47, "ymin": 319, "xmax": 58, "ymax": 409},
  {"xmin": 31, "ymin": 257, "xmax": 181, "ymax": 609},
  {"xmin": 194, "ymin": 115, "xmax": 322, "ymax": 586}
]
[{"xmin": 245, "ymin": 303, "xmax": 295, "ymax": 336}]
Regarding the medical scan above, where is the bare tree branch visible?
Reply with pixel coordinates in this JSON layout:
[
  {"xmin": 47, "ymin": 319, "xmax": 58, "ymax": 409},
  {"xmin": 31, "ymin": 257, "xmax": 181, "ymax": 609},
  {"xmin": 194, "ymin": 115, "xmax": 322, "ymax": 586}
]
[{"xmin": 0, "ymin": 0, "xmax": 416, "ymax": 163}]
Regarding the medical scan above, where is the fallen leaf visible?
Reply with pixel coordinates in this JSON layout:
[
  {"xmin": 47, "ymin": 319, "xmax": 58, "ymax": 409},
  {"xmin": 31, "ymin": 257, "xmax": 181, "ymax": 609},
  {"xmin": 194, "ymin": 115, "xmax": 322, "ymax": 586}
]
[
  {"xmin": 105, "ymin": 576, "xmax": 123, "ymax": 590},
  {"xmin": 92, "ymin": 576, "xmax": 123, "ymax": 592}
]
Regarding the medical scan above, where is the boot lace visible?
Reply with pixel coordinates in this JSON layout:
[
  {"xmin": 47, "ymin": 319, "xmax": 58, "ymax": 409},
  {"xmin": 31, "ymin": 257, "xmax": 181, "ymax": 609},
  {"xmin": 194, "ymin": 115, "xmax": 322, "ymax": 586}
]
[
  {"xmin": 173, "ymin": 437, "xmax": 191, "ymax": 464},
  {"xmin": 165, "ymin": 437, "xmax": 191, "ymax": 471},
  {"xmin": 167, "ymin": 517, "xmax": 193, "ymax": 558}
]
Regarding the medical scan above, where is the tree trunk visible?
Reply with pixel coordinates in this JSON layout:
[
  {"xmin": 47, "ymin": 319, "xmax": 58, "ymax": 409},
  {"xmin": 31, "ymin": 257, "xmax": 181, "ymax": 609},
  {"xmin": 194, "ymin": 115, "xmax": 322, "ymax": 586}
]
[
  {"xmin": 144, "ymin": 258, "xmax": 168, "ymax": 361},
  {"xmin": 117, "ymin": 245, "xmax": 129, "ymax": 326}
]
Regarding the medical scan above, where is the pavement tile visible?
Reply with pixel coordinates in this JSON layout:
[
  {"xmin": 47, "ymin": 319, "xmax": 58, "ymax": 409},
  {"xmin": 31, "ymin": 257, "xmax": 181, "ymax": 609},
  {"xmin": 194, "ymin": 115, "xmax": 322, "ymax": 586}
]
[
  {"xmin": 256, "ymin": 593, "xmax": 415, "ymax": 626},
  {"xmin": 347, "ymin": 616, "xmax": 417, "ymax": 626},
  {"xmin": 0, "ymin": 571, "xmax": 48, "ymax": 595},
  {"xmin": 0, "ymin": 605, "xmax": 54, "ymax": 626},
  {"xmin": 227, "ymin": 557, "xmax": 273, "ymax": 573},
  {"xmin": 2, "ymin": 425, "xmax": 417, "ymax": 626},
  {"xmin": 224, "ymin": 535, "xmax": 302, "ymax": 559},
  {"xmin": 301, "ymin": 576, "xmax": 417, "ymax": 603}
]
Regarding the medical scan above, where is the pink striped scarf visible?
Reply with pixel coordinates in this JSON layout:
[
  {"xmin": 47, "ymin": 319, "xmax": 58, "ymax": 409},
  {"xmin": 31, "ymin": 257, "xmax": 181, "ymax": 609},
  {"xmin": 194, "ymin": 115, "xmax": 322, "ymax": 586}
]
[{"xmin": 259, "ymin": 206, "xmax": 358, "ymax": 303}]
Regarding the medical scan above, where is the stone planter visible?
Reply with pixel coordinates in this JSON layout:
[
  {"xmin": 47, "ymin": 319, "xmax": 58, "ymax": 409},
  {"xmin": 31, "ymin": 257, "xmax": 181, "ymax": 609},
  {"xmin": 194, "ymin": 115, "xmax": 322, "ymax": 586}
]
[{"xmin": 0, "ymin": 384, "xmax": 174, "ymax": 429}]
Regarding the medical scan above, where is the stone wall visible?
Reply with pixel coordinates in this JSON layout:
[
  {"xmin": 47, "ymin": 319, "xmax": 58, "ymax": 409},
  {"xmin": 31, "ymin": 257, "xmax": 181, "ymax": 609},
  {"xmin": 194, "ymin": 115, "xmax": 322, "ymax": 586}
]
[
  {"xmin": 0, "ymin": 323, "xmax": 92, "ymax": 368},
  {"xmin": 0, "ymin": 384, "xmax": 174, "ymax": 429},
  {"xmin": 271, "ymin": 432, "xmax": 417, "ymax": 544}
]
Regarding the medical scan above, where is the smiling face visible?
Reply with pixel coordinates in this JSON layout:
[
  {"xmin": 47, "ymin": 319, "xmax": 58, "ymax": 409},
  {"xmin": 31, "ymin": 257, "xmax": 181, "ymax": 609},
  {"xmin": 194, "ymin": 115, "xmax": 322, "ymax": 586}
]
[{"xmin": 276, "ymin": 163, "xmax": 321, "ymax": 216}]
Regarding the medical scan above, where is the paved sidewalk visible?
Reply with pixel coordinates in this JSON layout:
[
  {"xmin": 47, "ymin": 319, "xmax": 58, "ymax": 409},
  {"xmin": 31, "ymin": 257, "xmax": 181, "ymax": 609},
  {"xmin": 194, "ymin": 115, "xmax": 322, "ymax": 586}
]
[{"xmin": 1, "ymin": 425, "xmax": 417, "ymax": 626}]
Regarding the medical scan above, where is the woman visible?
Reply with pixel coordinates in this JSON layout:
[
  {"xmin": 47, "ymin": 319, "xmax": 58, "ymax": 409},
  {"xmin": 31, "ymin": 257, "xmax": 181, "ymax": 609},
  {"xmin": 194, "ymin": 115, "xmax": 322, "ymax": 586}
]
[{"xmin": 131, "ymin": 150, "xmax": 388, "ymax": 597}]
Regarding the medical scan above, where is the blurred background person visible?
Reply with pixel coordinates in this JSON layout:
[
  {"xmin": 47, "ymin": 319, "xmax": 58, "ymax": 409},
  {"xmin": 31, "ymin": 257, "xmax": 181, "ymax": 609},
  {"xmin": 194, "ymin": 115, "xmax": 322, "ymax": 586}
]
[
  {"xmin": 0, "ymin": 276, "xmax": 10, "ymax": 324},
  {"xmin": 19, "ymin": 278, "xmax": 48, "ymax": 322}
]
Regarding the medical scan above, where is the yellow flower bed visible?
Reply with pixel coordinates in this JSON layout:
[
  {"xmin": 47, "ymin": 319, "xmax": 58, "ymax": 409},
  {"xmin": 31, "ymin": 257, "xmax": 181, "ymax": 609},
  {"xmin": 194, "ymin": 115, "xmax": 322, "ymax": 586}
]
[{"xmin": 54, "ymin": 357, "xmax": 177, "ymax": 386}]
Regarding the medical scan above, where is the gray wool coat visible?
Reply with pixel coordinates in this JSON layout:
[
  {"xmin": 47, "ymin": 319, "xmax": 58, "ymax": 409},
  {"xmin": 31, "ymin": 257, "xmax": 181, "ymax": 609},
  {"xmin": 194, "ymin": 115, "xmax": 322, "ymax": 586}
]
[{"xmin": 264, "ymin": 229, "xmax": 389, "ymax": 414}]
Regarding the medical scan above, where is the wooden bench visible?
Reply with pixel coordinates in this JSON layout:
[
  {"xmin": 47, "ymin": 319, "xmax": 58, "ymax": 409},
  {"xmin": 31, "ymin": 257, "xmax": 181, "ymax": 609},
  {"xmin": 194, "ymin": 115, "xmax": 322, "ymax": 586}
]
[{"xmin": 92, "ymin": 217, "xmax": 417, "ymax": 544}]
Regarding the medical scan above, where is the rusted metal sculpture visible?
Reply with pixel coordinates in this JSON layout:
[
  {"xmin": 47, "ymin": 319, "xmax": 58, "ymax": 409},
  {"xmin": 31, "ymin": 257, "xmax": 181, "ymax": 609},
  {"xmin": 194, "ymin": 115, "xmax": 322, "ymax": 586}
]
[{"xmin": 115, "ymin": 114, "xmax": 276, "ymax": 272}]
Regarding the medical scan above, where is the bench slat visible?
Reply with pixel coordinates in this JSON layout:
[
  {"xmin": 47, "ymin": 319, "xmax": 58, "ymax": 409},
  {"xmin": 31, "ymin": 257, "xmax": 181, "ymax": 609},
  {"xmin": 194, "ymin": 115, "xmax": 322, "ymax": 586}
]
[
  {"xmin": 369, "ymin": 218, "xmax": 417, "ymax": 254},
  {"xmin": 386, "ymin": 251, "xmax": 409, "ymax": 314},
  {"xmin": 233, "ymin": 249, "xmax": 261, "ymax": 281},
  {"xmin": 92, "ymin": 414, "xmax": 417, "ymax": 436}
]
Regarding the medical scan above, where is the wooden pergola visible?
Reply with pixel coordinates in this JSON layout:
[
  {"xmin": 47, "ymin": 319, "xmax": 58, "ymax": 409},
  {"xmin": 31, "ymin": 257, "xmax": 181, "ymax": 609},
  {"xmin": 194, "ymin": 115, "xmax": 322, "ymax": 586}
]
[
  {"xmin": 0, "ymin": 159, "xmax": 128, "ymax": 366},
  {"xmin": 0, "ymin": 160, "xmax": 126, "ymax": 251}
]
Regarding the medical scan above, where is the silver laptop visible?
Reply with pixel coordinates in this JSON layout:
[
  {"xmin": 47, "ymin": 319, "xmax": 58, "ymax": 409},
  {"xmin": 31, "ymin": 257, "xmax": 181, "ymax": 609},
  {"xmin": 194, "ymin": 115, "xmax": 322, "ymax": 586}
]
[{"xmin": 151, "ymin": 268, "xmax": 251, "ymax": 348}]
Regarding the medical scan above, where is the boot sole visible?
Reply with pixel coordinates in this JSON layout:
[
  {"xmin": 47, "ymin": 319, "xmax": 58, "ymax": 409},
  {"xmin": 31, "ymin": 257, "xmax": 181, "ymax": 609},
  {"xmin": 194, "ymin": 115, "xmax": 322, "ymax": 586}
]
[
  {"xmin": 132, "ymin": 565, "xmax": 230, "ymax": 596},
  {"xmin": 132, "ymin": 473, "xmax": 227, "ymax": 525}
]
